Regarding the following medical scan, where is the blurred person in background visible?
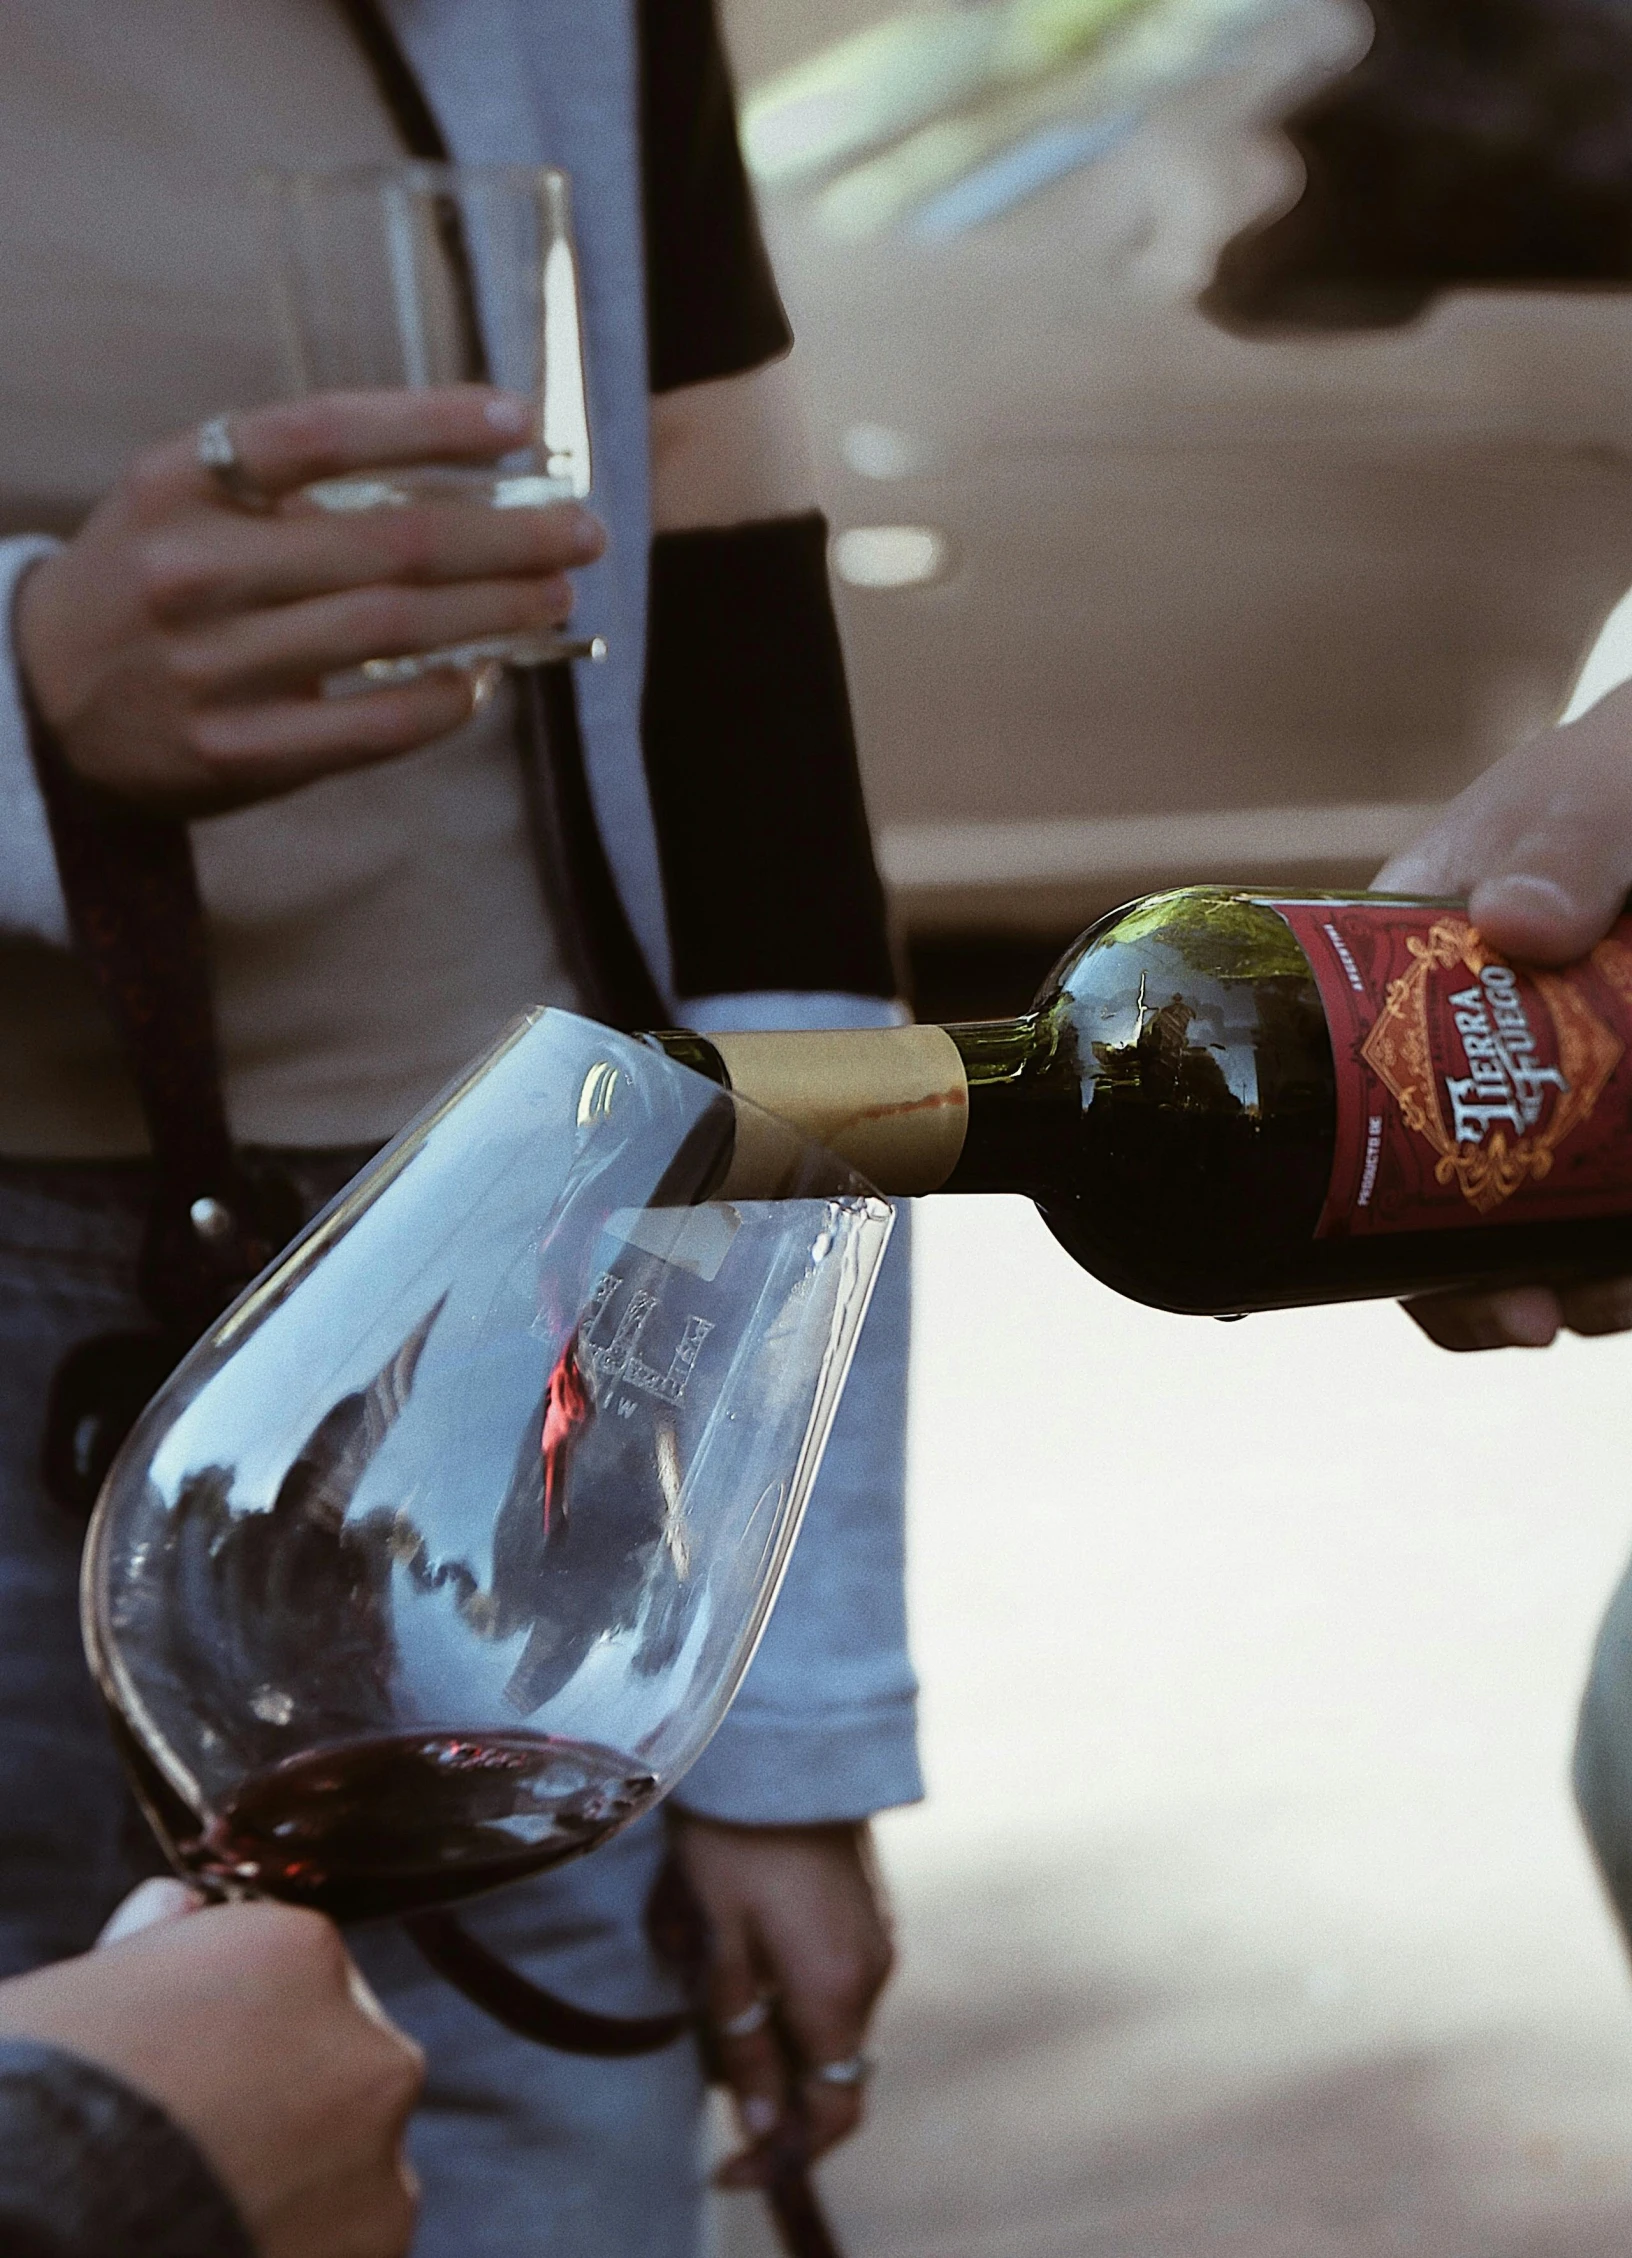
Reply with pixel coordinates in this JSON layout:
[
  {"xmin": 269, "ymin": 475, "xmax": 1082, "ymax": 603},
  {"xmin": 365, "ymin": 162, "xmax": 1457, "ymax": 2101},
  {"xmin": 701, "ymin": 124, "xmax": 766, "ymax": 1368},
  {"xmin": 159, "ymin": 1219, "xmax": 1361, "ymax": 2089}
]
[
  {"xmin": 0, "ymin": 3, "xmax": 916, "ymax": 2251},
  {"xmin": 1371, "ymin": 626, "xmax": 1632, "ymax": 1961},
  {"xmin": 1210, "ymin": 0, "xmax": 1632, "ymax": 330},
  {"xmin": 0, "ymin": 1876, "xmax": 422, "ymax": 2258}
]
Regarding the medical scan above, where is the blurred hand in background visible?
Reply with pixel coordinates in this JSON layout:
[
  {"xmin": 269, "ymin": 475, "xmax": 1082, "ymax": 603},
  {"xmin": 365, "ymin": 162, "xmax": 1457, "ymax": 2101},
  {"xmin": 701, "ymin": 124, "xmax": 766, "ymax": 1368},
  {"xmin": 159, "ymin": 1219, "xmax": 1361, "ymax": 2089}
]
[{"xmin": 671, "ymin": 1815, "xmax": 895, "ymax": 2190}]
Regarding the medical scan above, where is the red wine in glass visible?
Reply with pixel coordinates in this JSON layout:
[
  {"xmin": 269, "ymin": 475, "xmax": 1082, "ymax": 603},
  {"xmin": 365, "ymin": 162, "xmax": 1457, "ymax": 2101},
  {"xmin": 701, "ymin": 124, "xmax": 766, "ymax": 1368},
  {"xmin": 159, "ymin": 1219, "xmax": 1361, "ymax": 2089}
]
[{"xmin": 121, "ymin": 1724, "xmax": 657, "ymax": 1924}]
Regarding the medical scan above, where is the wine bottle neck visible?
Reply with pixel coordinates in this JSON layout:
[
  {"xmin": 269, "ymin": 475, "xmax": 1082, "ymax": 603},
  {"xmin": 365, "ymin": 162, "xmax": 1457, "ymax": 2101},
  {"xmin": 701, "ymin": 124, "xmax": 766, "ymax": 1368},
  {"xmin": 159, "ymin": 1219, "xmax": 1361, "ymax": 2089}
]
[
  {"xmin": 941, "ymin": 1018, "xmax": 1044, "ymax": 1195},
  {"xmin": 649, "ymin": 1020, "xmax": 1044, "ymax": 1194},
  {"xmin": 707, "ymin": 1024, "xmax": 974, "ymax": 1192},
  {"xmin": 645, "ymin": 1018, "xmax": 1057, "ymax": 1196}
]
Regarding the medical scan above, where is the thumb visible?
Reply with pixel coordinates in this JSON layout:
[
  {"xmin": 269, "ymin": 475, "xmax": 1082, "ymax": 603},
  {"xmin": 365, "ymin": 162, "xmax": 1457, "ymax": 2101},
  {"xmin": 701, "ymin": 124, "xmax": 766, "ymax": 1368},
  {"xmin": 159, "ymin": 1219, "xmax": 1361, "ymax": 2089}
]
[
  {"xmin": 1463, "ymin": 713, "xmax": 1632, "ymax": 960},
  {"xmin": 97, "ymin": 1878, "xmax": 207, "ymax": 1947},
  {"xmin": 1465, "ymin": 867, "xmax": 1627, "ymax": 969},
  {"xmin": 1377, "ymin": 687, "xmax": 1632, "ymax": 966},
  {"xmin": 1462, "ymin": 812, "xmax": 1625, "ymax": 970}
]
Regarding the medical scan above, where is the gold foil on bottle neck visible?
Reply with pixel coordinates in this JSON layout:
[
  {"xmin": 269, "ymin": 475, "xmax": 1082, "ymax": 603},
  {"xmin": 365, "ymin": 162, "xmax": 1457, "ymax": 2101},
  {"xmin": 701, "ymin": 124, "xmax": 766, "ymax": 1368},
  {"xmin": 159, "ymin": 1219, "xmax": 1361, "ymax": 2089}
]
[{"xmin": 709, "ymin": 1025, "xmax": 969, "ymax": 1196}]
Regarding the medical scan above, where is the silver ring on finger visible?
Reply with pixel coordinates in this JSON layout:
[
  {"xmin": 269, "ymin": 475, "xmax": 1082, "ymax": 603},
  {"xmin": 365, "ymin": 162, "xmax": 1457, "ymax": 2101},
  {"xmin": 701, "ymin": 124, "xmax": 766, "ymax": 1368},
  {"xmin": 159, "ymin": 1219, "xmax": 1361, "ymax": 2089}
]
[
  {"xmin": 196, "ymin": 413, "xmax": 272, "ymax": 512},
  {"xmin": 806, "ymin": 2052, "xmax": 873, "ymax": 2090},
  {"xmin": 716, "ymin": 1996, "xmax": 774, "ymax": 2041}
]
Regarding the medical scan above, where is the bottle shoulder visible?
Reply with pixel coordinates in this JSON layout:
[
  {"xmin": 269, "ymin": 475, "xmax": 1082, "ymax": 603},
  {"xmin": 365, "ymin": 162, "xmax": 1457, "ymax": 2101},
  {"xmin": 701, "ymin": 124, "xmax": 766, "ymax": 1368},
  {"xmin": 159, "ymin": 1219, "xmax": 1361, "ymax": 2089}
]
[
  {"xmin": 1045, "ymin": 889, "xmax": 1315, "ymax": 1006},
  {"xmin": 1017, "ymin": 888, "xmax": 1336, "ymax": 1123},
  {"xmin": 1043, "ymin": 886, "xmax": 1461, "ymax": 1010}
]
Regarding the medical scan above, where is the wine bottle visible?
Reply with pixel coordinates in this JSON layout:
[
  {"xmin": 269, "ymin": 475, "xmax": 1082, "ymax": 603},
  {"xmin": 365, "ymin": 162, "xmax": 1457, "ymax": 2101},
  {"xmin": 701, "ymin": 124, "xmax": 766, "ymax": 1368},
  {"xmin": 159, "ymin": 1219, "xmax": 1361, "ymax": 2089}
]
[{"xmin": 650, "ymin": 888, "xmax": 1632, "ymax": 1315}]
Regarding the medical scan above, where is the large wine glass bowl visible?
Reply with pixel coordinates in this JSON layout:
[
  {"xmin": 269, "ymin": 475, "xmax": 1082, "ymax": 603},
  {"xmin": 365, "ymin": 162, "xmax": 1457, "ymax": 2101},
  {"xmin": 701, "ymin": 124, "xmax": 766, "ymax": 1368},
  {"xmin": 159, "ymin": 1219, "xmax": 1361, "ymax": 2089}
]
[{"xmin": 83, "ymin": 1014, "xmax": 891, "ymax": 1924}]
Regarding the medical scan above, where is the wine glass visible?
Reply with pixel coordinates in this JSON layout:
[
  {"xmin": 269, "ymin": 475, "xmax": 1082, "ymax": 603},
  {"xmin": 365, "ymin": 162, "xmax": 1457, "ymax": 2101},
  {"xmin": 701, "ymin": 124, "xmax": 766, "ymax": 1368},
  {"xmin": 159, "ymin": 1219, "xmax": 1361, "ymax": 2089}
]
[
  {"xmin": 261, "ymin": 160, "xmax": 604, "ymax": 674},
  {"xmin": 82, "ymin": 1014, "xmax": 892, "ymax": 1924}
]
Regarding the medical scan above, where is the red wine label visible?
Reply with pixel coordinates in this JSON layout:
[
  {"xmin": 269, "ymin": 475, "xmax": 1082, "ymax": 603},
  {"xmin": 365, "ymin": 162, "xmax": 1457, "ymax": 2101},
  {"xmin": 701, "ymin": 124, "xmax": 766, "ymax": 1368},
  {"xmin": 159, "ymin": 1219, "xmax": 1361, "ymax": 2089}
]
[{"xmin": 1271, "ymin": 900, "xmax": 1632, "ymax": 1236}]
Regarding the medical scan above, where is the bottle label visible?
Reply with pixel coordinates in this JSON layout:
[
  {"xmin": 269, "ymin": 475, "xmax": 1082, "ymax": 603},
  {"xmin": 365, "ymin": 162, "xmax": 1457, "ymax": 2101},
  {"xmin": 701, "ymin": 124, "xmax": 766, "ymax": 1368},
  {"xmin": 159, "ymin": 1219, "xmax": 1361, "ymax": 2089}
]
[{"xmin": 1271, "ymin": 900, "xmax": 1632, "ymax": 1237}]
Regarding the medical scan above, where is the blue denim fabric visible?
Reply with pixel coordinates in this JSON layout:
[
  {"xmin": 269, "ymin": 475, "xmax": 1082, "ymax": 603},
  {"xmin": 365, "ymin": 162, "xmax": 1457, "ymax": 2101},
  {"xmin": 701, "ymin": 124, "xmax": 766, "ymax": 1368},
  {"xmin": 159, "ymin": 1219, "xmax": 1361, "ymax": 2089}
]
[
  {"xmin": 354, "ymin": 1829, "xmax": 705, "ymax": 2258},
  {"xmin": 0, "ymin": 1161, "xmax": 166, "ymax": 1970},
  {"xmin": 677, "ymin": 1217, "xmax": 920, "ymax": 1823},
  {"xmin": 1575, "ymin": 1556, "xmax": 1632, "ymax": 1952},
  {"xmin": 0, "ymin": 1159, "xmax": 705, "ymax": 2258}
]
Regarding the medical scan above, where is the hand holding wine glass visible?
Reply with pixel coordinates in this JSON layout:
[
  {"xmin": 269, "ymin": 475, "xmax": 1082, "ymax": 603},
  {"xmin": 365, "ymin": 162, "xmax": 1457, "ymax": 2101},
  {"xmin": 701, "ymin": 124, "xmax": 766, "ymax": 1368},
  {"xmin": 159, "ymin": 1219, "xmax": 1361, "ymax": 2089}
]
[
  {"xmin": 15, "ymin": 385, "xmax": 604, "ymax": 818},
  {"xmin": 262, "ymin": 162, "xmax": 607, "ymax": 680},
  {"xmin": 0, "ymin": 1883, "xmax": 423, "ymax": 2258}
]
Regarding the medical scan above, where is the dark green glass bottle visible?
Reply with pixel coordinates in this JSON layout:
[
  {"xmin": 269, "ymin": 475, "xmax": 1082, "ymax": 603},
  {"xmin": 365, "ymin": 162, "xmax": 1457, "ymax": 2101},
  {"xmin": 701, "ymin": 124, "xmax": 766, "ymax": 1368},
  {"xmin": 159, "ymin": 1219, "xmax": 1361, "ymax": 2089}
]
[{"xmin": 653, "ymin": 887, "xmax": 1632, "ymax": 1316}]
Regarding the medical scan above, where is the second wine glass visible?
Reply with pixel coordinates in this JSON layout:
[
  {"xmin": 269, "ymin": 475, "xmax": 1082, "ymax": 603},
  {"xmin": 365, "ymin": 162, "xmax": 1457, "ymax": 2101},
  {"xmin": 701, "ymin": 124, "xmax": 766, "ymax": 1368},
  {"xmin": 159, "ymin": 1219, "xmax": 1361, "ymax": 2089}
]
[{"xmin": 262, "ymin": 159, "xmax": 604, "ymax": 673}]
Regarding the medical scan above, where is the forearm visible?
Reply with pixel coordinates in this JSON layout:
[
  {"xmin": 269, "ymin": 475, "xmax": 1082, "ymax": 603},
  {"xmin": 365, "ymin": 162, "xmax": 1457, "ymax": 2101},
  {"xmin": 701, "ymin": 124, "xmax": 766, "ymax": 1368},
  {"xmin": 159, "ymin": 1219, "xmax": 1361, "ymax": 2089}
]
[
  {"xmin": 650, "ymin": 357, "xmax": 815, "ymax": 534},
  {"xmin": 645, "ymin": 363, "xmax": 899, "ymax": 1015}
]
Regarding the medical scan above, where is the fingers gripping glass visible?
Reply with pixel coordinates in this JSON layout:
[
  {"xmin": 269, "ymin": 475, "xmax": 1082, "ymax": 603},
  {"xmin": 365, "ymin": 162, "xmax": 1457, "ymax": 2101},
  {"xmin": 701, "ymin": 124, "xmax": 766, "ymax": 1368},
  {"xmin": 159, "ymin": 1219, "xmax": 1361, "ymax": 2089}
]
[
  {"xmin": 261, "ymin": 161, "xmax": 604, "ymax": 674},
  {"xmin": 83, "ymin": 1015, "xmax": 892, "ymax": 1928}
]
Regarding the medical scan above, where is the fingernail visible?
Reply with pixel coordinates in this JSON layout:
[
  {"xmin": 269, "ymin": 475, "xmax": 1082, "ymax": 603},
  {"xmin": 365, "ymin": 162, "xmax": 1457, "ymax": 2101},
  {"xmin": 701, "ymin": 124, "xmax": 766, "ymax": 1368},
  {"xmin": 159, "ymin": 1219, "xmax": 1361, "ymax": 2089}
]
[
  {"xmin": 561, "ymin": 504, "xmax": 603, "ymax": 557},
  {"xmin": 1470, "ymin": 873, "xmax": 1579, "ymax": 920},
  {"xmin": 97, "ymin": 1877, "xmax": 205, "ymax": 1945},
  {"xmin": 1489, "ymin": 1286, "xmax": 1561, "ymax": 1348},
  {"xmin": 484, "ymin": 395, "xmax": 533, "ymax": 437},
  {"xmin": 740, "ymin": 2096, "xmax": 779, "ymax": 2138},
  {"xmin": 466, "ymin": 660, "xmax": 503, "ymax": 712},
  {"xmin": 346, "ymin": 1961, "xmax": 399, "ymax": 2036}
]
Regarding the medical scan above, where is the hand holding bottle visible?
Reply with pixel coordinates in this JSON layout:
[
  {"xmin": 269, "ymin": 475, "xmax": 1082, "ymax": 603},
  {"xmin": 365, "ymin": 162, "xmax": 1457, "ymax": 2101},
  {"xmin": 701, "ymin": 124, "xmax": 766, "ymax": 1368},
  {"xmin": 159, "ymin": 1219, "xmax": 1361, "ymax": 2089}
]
[
  {"xmin": 1375, "ymin": 680, "xmax": 1632, "ymax": 1349},
  {"xmin": 14, "ymin": 386, "xmax": 604, "ymax": 818}
]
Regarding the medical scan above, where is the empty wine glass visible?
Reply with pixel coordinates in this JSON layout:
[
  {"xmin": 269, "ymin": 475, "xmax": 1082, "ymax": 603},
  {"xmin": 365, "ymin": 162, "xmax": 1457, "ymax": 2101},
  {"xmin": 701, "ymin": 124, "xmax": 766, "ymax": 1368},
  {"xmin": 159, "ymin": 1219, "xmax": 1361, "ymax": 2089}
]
[
  {"xmin": 262, "ymin": 160, "xmax": 604, "ymax": 673},
  {"xmin": 82, "ymin": 1014, "xmax": 892, "ymax": 1924}
]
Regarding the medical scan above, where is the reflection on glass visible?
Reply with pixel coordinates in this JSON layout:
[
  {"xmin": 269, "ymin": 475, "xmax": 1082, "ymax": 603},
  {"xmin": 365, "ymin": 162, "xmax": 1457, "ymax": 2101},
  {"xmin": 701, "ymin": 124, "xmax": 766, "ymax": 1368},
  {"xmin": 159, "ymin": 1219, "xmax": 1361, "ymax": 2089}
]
[{"xmin": 85, "ymin": 1015, "xmax": 892, "ymax": 1924}]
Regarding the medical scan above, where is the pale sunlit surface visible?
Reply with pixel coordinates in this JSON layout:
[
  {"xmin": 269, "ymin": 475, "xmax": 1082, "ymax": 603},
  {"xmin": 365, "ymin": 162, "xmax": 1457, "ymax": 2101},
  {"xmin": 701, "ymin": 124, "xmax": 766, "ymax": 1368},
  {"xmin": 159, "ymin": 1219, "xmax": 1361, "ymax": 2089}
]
[{"xmin": 719, "ymin": 1198, "xmax": 1632, "ymax": 2255}]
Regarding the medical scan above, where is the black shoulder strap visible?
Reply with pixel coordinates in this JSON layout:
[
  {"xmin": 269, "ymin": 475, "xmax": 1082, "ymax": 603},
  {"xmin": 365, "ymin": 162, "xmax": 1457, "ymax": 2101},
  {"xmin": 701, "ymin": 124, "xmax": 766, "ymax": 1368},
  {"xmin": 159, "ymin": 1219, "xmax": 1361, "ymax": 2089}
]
[{"xmin": 27, "ymin": 712, "xmax": 292, "ymax": 1342}]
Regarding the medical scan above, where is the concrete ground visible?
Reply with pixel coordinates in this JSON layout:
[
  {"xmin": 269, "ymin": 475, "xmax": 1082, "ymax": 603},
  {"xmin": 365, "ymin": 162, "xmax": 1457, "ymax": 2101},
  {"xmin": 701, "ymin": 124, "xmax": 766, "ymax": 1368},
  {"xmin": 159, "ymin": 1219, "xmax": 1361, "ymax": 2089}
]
[{"xmin": 718, "ymin": 1198, "xmax": 1632, "ymax": 2255}]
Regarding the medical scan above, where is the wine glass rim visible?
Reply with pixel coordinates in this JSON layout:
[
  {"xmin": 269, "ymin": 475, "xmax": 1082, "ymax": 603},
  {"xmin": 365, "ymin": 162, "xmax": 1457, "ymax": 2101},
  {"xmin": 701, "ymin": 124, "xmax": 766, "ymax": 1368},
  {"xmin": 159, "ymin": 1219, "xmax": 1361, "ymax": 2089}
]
[
  {"xmin": 256, "ymin": 159, "xmax": 570, "ymax": 196},
  {"xmin": 540, "ymin": 1009, "xmax": 895, "ymax": 1210}
]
